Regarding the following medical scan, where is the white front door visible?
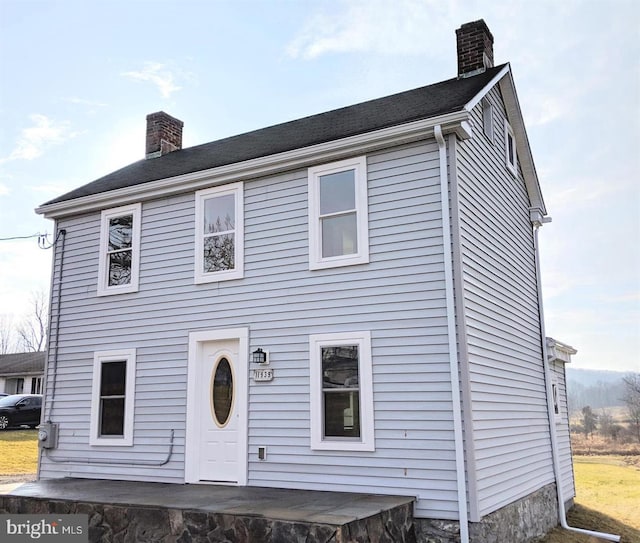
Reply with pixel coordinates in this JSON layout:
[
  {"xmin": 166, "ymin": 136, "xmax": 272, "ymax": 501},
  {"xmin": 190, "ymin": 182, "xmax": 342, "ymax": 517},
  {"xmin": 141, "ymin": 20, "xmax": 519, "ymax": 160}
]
[
  {"xmin": 186, "ymin": 329, "xmax": 248, "ymax": 485},
  {"xmin": 199, "ymin": 339, "xmax": 239, "ymax": 482}
]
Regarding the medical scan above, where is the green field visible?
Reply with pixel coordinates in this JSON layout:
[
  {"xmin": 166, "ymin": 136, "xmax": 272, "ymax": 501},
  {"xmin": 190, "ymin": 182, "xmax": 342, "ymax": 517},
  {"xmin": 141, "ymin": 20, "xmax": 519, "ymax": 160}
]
[{"xmin": 0, "ymin": 433, "xmax": 638, "ymax": 542}]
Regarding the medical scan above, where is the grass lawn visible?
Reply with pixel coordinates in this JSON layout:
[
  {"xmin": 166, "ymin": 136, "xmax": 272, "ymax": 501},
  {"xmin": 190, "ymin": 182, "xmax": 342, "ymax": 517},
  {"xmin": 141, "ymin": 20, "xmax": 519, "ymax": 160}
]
[
  {"xmin": 540, "ymin": 455, "xmax": 640, "ymax": 543},
  {"xmin": 0, "ymin": 429, "xmax": 38, "ymax": 475}
]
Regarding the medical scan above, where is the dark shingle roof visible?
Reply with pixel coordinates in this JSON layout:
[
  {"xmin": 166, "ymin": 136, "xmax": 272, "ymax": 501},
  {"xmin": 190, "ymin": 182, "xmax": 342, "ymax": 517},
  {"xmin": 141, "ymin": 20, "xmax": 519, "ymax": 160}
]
[
  {"xmin": 0, "ymin": 352, "xmax": 45, "ymax": 375},
  {"xmin": 44, "ymin": 66, "xmax": 505, "ymax": 206}
]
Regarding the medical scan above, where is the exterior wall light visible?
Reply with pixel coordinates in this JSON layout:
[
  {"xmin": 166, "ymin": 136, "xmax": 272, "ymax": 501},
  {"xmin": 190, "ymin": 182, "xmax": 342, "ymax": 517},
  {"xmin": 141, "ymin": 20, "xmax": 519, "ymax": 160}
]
[{"xmin": 251, "ymin": 348, "xmax": 268, "ymax": 364}]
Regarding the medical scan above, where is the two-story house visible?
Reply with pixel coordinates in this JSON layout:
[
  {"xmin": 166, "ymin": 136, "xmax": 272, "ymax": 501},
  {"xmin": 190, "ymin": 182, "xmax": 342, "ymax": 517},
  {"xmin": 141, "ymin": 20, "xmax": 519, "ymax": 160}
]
[{"xmin": 33, "ymin": 20, "xmax": 576, "ymax": 543}]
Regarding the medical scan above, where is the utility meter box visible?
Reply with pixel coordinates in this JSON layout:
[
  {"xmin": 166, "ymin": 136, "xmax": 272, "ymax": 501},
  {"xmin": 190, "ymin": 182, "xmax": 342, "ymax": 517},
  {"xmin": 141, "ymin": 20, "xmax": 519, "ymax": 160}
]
[{"xmin": 38, "ymin": 422, "xmax": 58, "ymax": 449}]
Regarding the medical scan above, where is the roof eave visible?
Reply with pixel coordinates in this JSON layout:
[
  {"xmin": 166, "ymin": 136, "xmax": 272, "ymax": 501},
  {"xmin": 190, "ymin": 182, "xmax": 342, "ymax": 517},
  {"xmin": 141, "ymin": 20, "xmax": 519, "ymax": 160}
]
[{"xmin": 36, "ymin": 110, "xmax": 471, "ymax": 219}]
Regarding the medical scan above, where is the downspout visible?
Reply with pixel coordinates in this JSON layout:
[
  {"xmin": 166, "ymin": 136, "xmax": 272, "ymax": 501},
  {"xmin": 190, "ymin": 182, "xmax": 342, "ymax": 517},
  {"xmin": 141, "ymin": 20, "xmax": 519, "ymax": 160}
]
[
  {"xmin": 435, "ymin": 125, "xmax": 469, "ymax": 543},
  {"xmin": 532, "ymin": 219, "xmax": 620, "ymax": 542}
]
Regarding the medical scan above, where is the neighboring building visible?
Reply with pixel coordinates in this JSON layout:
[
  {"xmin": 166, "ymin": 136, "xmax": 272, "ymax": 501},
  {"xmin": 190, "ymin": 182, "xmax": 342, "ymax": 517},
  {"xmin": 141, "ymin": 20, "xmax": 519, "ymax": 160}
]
[
  {"xmin": 0, "ymin": 352, "xmax": 45, "ymax": 395},
  {"xmin": 34, "ymin": 20, "xmax": 575, "ymax": 543}
]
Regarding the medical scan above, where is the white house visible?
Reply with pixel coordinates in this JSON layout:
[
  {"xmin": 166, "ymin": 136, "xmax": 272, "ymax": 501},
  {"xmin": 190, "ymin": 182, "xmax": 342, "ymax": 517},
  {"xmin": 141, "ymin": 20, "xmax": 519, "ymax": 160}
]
[
  {"xmin": 0, "ymin": 352, "xmax": 45, "ymax": 396},
  {"xmin": 34, "ymin": 20, "xmax": 576, "ymax": 543}
]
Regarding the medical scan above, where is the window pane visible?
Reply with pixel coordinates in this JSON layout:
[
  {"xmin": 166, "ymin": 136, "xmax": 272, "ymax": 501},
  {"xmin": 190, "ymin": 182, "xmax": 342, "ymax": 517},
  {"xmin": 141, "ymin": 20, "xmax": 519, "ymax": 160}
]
[
  {"xmin": 108, "ymin": 250, "xmax": 132, "ymax": 285},
  {"xmin": 109, "ymin": 215, "xmax": 133, "ymax": 250},
  {"xmin": 324, "ymin": 391, "xmax": 360, "ymax": 437},
  {"xmin": 507, "ymin": 133, "xmax": 515, "ymax": 165},
  {"xmin": 203, "ymin": 233, "xmax": 235, "ymax": 272},
  {"xmin": 204, "ymin": 194, "xmax": 235, "ymax": 234},
  {"xmin": 100, "ymin": 398, "xmax": 125, "ymax": 436},
  {"xmin": 100, "ymin": 361, "xmax": 126, "ymax": 396},
  {"xmin": 322, "ymin": 346, "xmax": 359, "ymax": 388},
  {"xmin": 319, "ymin": 170, "xmax": 355, "ymax": 215},
  {"xmin": 212, "ymin": 358, "xmax": 233, "ymax": 427},
  {"xmin": 321, "ymin": 213, "xmax": 357, "ymax": 257}
]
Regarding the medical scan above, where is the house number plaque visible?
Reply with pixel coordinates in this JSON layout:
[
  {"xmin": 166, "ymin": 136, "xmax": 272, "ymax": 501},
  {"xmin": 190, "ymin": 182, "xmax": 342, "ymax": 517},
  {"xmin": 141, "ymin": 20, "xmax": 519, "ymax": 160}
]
[{"xmin": 253, "ymin": 368, "xmax": 274, "ymax": 382}]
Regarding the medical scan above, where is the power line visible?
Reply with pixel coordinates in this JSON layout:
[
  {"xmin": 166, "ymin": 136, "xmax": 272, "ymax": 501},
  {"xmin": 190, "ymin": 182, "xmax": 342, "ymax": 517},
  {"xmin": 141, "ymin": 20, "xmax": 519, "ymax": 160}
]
[{"xmin": 0, "ymin": 233, "xmax": 42, "ymax": 241}]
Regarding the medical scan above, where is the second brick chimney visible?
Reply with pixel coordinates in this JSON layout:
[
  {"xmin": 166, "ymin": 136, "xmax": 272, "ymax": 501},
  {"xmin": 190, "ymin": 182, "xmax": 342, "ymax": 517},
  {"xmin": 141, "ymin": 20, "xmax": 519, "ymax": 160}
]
[
  {"xmin": 456, "ymin": 20, "xmax": 494, "ymax": 78},
  {"xmin": 146, "ymin": 111, "xmax": 184, "ymax": 159}
]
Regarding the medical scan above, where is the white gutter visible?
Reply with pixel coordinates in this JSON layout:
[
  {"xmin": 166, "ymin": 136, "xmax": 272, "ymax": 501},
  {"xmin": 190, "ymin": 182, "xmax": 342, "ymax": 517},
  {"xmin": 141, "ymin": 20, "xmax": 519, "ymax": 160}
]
[
  {"xmin": 532, "ymin": 218, "xmax": 620, "ymax": 542},
  {"xmin": 435, "ymin": 125, "xmax": 469, "ymax": 543}
]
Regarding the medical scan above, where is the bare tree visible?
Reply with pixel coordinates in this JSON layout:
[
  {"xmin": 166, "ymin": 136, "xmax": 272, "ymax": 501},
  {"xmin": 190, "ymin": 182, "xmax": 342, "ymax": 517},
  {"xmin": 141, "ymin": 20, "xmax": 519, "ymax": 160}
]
[
  {"xmin": 16, "ymin": 290, "xmax": 49, "ymax": 352},
  {"xmin": 622, "ymin": 373, "xmax": 640, "ymax": 443},
  {"xmin": 0, "ymin": 315, "xmax": 15, "ymax": 354}
]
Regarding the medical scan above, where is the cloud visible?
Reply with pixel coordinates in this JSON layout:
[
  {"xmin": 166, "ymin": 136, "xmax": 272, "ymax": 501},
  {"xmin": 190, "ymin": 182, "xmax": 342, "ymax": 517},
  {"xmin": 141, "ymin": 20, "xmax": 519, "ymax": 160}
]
[
  {"xmin": 286, "ymin": 0, "xmax": 451, "ymax": 59},
  {"xmin": 0, "ymin": 183, "xmax": 9, "ymax": 197},
  {"xmin": 0, "ymin": 115, "xmax": 79, "ymax": 163},
  {"xmin": 121, "ymin": 62, "xmax": 182, "ymax": 98}
]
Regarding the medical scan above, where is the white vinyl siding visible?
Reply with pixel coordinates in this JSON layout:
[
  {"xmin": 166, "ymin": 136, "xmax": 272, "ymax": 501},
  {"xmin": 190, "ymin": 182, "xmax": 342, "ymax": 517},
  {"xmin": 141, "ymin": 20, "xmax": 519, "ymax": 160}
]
[
  {"xmin": 40, "ymin": 141, "xmax": 459, "ymax": 520},
  {"xmin": 455, "ymin": 87, "xmax": 552, "ymax": 517}
]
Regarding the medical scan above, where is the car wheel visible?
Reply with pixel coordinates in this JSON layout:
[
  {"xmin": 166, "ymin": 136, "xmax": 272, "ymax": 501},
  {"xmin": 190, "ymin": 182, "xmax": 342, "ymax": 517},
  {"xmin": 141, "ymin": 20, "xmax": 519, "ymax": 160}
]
[{"xmin": 0, "ymin": 415, "xmax": 10, "ymax": 430}]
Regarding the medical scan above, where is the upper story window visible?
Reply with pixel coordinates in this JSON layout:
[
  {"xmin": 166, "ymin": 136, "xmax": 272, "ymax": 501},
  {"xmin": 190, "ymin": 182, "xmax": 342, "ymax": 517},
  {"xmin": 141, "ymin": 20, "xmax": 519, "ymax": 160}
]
[
  {"xmin": 309, "ymin": 331, "xmax": 375, "ymax": 451},
  {"xmin": 482, "ymin": 98, "xmax": 494, "ymax": 143},
  {"xmin": 505, "ymin": 121, "xmax": 517, "ymax": 175},
  {"xmin": 195, "ymin": 182, "xmax": 244, "ymax": 283},
  {"xmin": 90, "ymin": 349, "xmax": 136, "ymax": 446},
  {"xmin": 308, "ymin": 156, "xmax": 369, "ymax": 270},
  {"xmin": 97, "ymin": 203, "xmax": 141, "ymax": 296}
]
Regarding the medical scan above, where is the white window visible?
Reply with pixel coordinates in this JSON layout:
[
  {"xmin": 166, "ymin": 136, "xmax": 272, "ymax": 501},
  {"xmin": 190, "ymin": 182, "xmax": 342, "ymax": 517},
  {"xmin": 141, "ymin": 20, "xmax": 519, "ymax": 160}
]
[
  {"xmin": 97, "ymin": 203, "xmax": 141, "ymax": 296},
  {"xmin": 195, "ymin": 182, "xmax": 244, "ymax": 283},
  {"xmin": 90, "ymin": 349, "xmax": 136, "ymax": 446},
  {"xmin": 308, "ymin": 156, "xmax": 369, "ymax": 270},
  {"xmin": 309, "ymin": 331, "xmax": 374, "ymax": 451},
  {"xmin": 504, "ymin": 121, "xmax": 517, "ymax": 175},
  {"xmin": 482, "ymin": 98, "xmax": 494, "ymax": 143},
  {"xmin": 551, "ymin": 377, "xmax": 562, "ymax": 420},
  {"xmin": 30, "ymin": 377, "xmax": 43, "ymax": 394}
]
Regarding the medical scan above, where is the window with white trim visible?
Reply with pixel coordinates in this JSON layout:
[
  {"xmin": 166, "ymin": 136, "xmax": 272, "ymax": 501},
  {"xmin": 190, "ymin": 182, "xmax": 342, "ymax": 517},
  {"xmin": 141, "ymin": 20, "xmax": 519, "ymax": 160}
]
[
  {"xmin": 551, "ymin": 376, "xmax": 561, "ymax": 420},
  {"xmin": 308, "ymin": 156, "xmax": 369, "ymax": 270},
  {"xmin": 505, "ymin": 121, "xmax": 517, "ymax": 175},
  {"xmin": 482, "ymin": 98, "xmax": 494, "ymax": 143},
  {"xmin": 97, "ymin": 203, "xmax": 141, "ymax": 296},
  {"xmin": 195, "ymin": 182, "xmax": 244, "ymax": 283},
  {"xmin": 309, "ymin": 331, "xmax": 374, "ymax": 451},
  {"xmin": 90, "ymin": 349, "xmax": 136, "ymax": 446}
]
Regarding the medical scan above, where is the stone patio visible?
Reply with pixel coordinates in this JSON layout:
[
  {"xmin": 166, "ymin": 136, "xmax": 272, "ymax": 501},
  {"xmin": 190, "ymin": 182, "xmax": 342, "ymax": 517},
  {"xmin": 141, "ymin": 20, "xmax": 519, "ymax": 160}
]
[{"xmin": 0, "ymin": 478, "xmax": 415, "ymax": 542}]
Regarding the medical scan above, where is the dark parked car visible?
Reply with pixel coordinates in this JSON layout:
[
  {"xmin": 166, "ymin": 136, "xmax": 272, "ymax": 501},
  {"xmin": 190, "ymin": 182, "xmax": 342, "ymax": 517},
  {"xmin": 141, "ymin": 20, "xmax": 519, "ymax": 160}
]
[{"xmin": 0, "ymin": 394, "xmax": 42, "ymax": 430}]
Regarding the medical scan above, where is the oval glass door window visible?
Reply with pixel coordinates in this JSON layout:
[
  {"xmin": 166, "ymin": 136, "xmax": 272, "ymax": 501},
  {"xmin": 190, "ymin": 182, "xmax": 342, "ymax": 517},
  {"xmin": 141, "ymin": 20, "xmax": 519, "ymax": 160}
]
[{"xmin": 211, "ymin": 357, "xmax": 233, "ymax": 427}]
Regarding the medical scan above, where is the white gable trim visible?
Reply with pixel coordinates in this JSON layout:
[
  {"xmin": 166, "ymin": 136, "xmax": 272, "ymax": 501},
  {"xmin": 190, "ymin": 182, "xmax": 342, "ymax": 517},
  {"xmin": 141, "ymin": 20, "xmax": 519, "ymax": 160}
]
[
  {"xmin": 36, "ymin": 111, "xmax": 471, "ymax": 219},
  {"xmin": 463, "ymin": 64, "xmax": 547, "ymax": 217}
]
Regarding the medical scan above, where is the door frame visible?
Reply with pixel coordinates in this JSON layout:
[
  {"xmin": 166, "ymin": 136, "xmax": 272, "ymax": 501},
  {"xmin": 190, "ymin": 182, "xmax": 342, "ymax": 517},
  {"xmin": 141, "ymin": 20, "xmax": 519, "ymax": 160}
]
[{"xmin": 185, "ymin": 327, "xmax": 249, "ymax": 485}]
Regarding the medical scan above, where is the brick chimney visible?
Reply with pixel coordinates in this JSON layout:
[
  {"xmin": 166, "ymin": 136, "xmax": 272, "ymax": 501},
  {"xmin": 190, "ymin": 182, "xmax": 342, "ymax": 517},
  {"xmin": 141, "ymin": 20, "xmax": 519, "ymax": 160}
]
[
  {"xmin": 145, "ymin": 111, "xmax": 183, "ymax": 159},
  {"xmin": 456, "ymin": 20, "xmax": 494, "ymax": 78}
]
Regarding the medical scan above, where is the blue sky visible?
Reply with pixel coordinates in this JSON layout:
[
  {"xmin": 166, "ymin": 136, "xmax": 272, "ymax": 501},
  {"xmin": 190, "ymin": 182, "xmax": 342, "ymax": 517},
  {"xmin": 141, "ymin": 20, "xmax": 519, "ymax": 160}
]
[{"xmin": 0, "ymin": 0, "xmax": 638, "ymax": 371}]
